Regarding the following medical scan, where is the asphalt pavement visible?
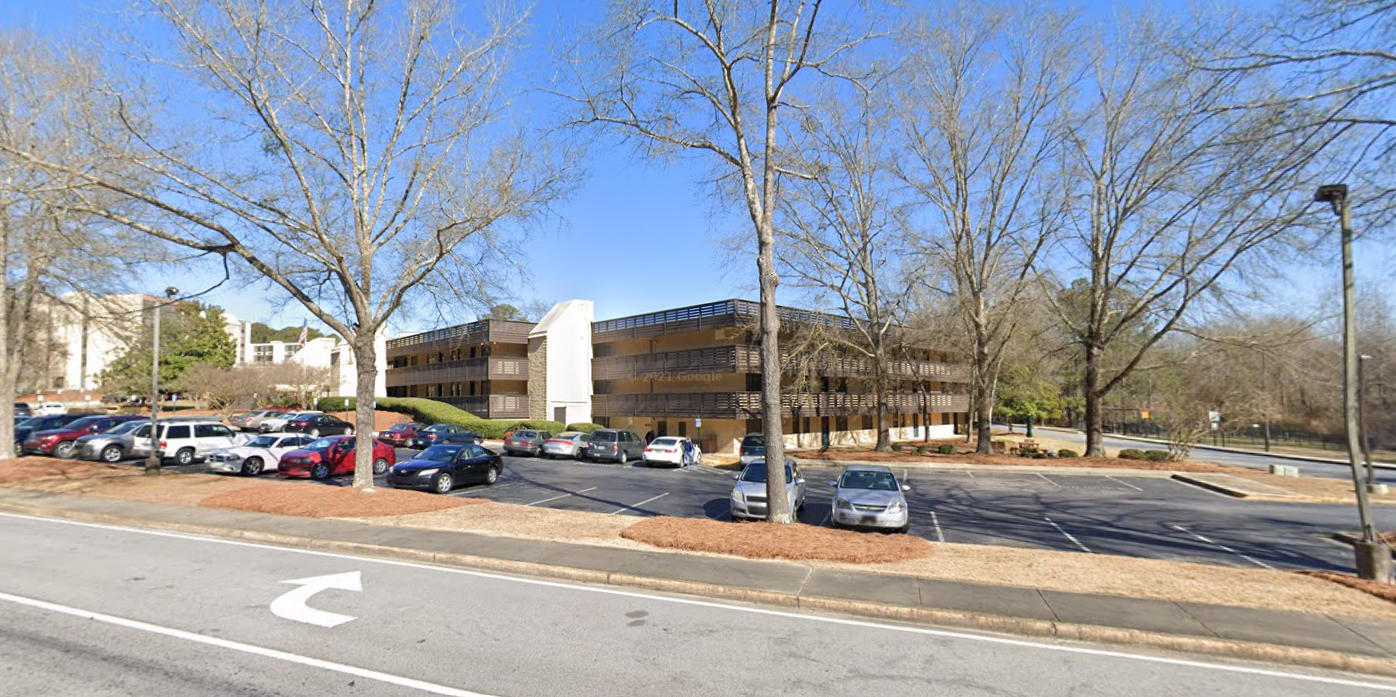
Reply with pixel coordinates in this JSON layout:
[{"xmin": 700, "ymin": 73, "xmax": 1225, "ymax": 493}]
[{"xmin": 2, "ymin": 513, "xmax": 1390, "ymax": 696}]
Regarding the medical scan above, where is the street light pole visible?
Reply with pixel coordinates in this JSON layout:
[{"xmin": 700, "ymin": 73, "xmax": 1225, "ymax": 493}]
[
  {"xmin": 1361, "ymin": 354, "xmax": 1379, "ymax": 490},
  {"xmin": 144, "ymin": 287, "xmax": 178, "ymax": 475},
  {"xmin": 1316, "ymin": 184, "xmax": 1388, "ymax": 581}
]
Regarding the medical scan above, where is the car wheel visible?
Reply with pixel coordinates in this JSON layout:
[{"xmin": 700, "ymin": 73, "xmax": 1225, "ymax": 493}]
[
  {"xmin": 309, "ymin": 428, "xmax": 320, "ymax": 438},
  {"xmin": 434, "ymin": 473, "xmax": 454, "ymax": 494},
  {"xmin": 485, "ymin": 467, "xmax": 500, "ymax": 485},
  {"xmin": 372, "ymin": 458, "xmax": 389, "ymax": 475},
  {"xmin": 100, "ymin": 445, "xmax": 124, "ymax": 463},
  {"xmin": 311, "ymin": 462, "xmax": 331, "ymax": 480},
  {"xmin": 618, "ymin": 450, "xmax": 627, "ymax": 464},
  {"xmin": 53, "ymin": 441, "xmax": 76, "ymax": 458},
  {"xmin": 174, "ymin": 448, "xmax": 195, "ymax": 466},
  {"xmin": 241, "ymin": 457, "xmax": 264, "ymax": 476}
]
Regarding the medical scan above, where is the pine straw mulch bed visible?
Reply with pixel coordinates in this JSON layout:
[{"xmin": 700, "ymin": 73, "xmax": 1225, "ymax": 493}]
[
  {"xmin": 793, "ymin": 449, "xmax": 1248, "ymax": 473},
  {"xmin": 621, "ymin": 516, "xmax": 931, "ymax": 564},
  {"xmin": 1301, "ymin": 571, "xmax": 1396, "ymax": 605},
  {"xmin": 0, "ymin": 456, "xmax": 135, "ymax": 485},
  {"xmin": 199, "ymin": 483, "xmax": 485, "ymax": 518}
]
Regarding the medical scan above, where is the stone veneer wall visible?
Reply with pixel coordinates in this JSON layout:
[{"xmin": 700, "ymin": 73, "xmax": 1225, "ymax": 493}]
[{"xmin": 527, "ymin": 335, "xmax": 547, "ymax": 420}]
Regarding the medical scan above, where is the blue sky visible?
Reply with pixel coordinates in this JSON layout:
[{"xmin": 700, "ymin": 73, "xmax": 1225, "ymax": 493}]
[{"xmin": 4, "ymin": 0, "xmax": 1390, "ymax": 335}]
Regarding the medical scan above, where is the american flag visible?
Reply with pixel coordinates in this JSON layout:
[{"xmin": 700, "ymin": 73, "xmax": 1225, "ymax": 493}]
[{"xmin": 297, "ymin": 321, "xmax": 308, "ymax": 347}]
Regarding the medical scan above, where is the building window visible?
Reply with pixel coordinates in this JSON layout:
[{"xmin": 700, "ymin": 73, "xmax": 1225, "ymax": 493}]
[
  {"xmin": 253, "ymin": 345, "xmax": 274, "ymax": 363},
  {"xmin": 835, "ymin": 416, "xmax": 848, "ymax": 432},
  {"xmin": 862, "ymin": 414, "xmax": 872, "ymax": 430},
  {"xmin": 285, "ymin": 344, "xmax": 301, "ymax": 358}
]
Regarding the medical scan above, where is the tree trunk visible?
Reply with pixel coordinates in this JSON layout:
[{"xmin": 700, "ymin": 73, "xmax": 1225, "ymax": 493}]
[
  {"xmin": 351, "ymin": 333, "xmax": 378, "ymax": 491},
  {"xmin": 0, "ymin": 213, "xmax": 12, "ymax": 461},
  {"xmin": 1084, "ymin": 342, "xmax": 1104, "ymax": 457},
  {"xmin": 757, "ymin": 230, "xmax": 791, "ymax": 524},
  {"xmin": 873, "ymin": 345, "xmax": 890, "ymax": 451},
  {"xmin": 975, "ymin": 390, "xmax": 993, "ymax": 455}
]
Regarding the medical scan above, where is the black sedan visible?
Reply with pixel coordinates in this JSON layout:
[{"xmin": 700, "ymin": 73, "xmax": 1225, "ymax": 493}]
[
  {"xmin": 387, "ymin": 443, "xmax": 503, "ymax": 494},
  {"xmin": 407, "ymin": 424, "xmax": 483, "ymax": 449},
  {"xmin": 281, "ymin": 413, "xmax": 354, "ymax": 437}
]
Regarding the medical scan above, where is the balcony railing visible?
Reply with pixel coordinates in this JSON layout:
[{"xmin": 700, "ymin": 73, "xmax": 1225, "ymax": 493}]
[
  {"xmin": 593, "ymin": 391, "xmax": 968, "ymax": 419},
  {"xmin": 429, "ymin": 394, "xmax": 529, "ymax": 420},
  {"xmin": 593, "ymin": 345, "xmax": 970, "ymax": 382},
  {"xmin": 387, "ymin": 319, "xmax": 534, "ymax": 351},
  {"xmin": 384, "ymin": 357, "xmax": 527, "ymax": 388}
]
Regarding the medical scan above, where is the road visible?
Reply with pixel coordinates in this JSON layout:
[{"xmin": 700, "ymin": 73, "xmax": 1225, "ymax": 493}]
[
  {"xmin": 1037, "ymin": 427, "xmax": 1396, "ymax": 485},
  {"xmin": 1, "ymin": 512, "xmax": 1390, "ymax": 696}
]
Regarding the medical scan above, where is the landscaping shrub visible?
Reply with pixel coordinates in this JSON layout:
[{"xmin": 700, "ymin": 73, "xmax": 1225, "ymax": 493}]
[
  {"xmin": 317, "ymin": 397, "xmax": 355, "ymax": 412},
  {"xmin": 1143, "ymin": 450, "xmax": 1172, "ymax": 462},
  {"xmin": 565, "ymin": 422, "xmax": 603, "ymax": 434},
  {"xmin": 1117, "ymin": 448, "xmax": 1147, "ymax": 460},
  {"xmin": 163, "ymin": 403, "xmax": 196, "ymax": 412},
  {"xmin": 1058, "ymin": 449, "xmax": 1079, "ymax": 458},
  {"xmin": 890, "ymin": 443, "xmax": 903, "ymax": 452},
  {"xmin": 914, "ymin": 445, "xmax": 928, "ymax": 456},
  {"xmin": 937, "ymin": 444, "xmax": 957, "ymax": 455}
]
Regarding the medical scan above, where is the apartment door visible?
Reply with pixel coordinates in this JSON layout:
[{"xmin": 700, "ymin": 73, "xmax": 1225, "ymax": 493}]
[{"xmin": 554, "ymin": 407, "xmax": 566, "ymax": 424}]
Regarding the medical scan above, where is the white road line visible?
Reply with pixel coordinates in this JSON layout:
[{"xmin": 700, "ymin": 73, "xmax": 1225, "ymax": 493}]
[
  {"xmin": 819, "ymin": 510, "xmax": 831, "ymax": 527},
  {"xmin": 1, "ymin": 512, "xmax": 1389, "ymax": 692},
  {"xmin": 929, "ymin": 511, "xmax": 945, "ymax": 543},
  {"xmin": 1043, "ymin": 517, "xmax": 1092, "ymax": 553},
  {"xmin": 1170, "ymin": 524, "xmax": 1276, "ymax": 570},
  {"xmin": 1036, "ymin": 473, "xmax": 1060, "ymax": 486},
  {"xmin": 527, "ymin": 487, "xmax": 596, "ymax": 506},
  {"xmin": 608, "ymin": 492, "xmax": 669, "ymax": 515},
  {"xmin": 0, "ymin": 590, "xmax": 495, "ymax": 697},
  {"xmin": 1105, "ymin": 475, "xmax": 1143, "ymax": 492}
]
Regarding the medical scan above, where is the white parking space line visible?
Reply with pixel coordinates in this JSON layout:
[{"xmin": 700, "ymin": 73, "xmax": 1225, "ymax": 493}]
[
  {"xmin": 527, "ymin": 487, "xmax": 596, "ymax": 506},
  {"xmin": 1170, "ymin": 524, "xmax": 1275, "ymax": 570},
  {"xmin": 1044, "ymin": 517, "xmax": 1092, "ymax": 553},
  {"xmin": 1036, "ymin": 473, "xmax": 1060, "ymax": 486},
  {"xmin": 1105, "ymin": 475, "xmax": 1143, "ymax": 491},
  {"xmin": 929, "ymin": 511, "xmax": 945, "ymax": 543},
  {"xmin": 609, "ymin": 492, "xmax": 669, "ymax": 515}
]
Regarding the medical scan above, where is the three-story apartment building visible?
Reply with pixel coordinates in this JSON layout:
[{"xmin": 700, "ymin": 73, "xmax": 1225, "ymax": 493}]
[{"xmin": 384, "ymin": 319, "xmax": 534, "ymax": 420}]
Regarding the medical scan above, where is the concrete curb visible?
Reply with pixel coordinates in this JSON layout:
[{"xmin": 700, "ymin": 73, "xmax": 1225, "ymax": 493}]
[
  {"xmin": 791, "ymin": 459, "xmax": 1177, "ymax": 478},
  {"xmin": 1171, "ymin": 473, "xmax": 1252, "ymax": 498},
  {"xmin": 3, "ymin": 499, "xmax": 1395, "ymax": 677}
]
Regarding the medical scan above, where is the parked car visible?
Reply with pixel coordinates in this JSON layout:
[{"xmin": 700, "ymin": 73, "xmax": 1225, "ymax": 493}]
[
  {"xmin": 730, "ymin": 460, "xmax": 805, "ymax": 521},
  {"xmin": 407, "ymin": 424, "xmax": 482, "ymax": 449},
  {"xmin": 739, "ymin": 433, "xmax": 765, "ymax": 465},
  {"xmin": 642, "ymin": 436, "xmax": 701, "ymax": 468},
  {"xmin": 229, "ymin": 408, "xmax": 291, "ymax": 432},
  {"xmin": 14, "ymin": 413, "xmax": 99, "ymax": 447},
  {"xmin": 278, "ymin": 436, "xmax": 396, "ymax": 480},
  {"xmin": 149, "ymin": 420, "xmax": 243, "ymax": 465},
  {"xmin": 13, "ymin": 403, "xmax": 31, "ymax": 418},
  {"xmin": 34, "ymin": 403, "xmax": 68, "ymax": 416},
  {"xmin": 21, "ymin": 414, "xmax": 146, "ymax": 458},
  {"xmin": 282, "ymin": 413, "xmax": 354, "ymax": 437},
  {"xmin": 503, "ymin": 429, "xmax": 552, "ymax": 457},
  {"xmin": 387, "ymin": 443, "xmax": 504, "ymax": 494},
  {"xmin": 581, "ymin": 429, "xmax": 645, "ymax": 464},
  {"xmin": 205, "ymin": 433, "xmax": 316, "ymax": 476},
  {"xmin": 258, "ymin": 410, "xmax": 323, "ymax": 433},
  {"xmin": 74, "ymin": 419, "xmax": 149, "ymax": 463},
  {"xmin": 540, "ymin": 432, "xmax": 591, "ymax": 459},
  {"xmin": 377, "ymin": 422, "xmax": 427, "ymax": 447},
  {"xmin": 829, "ymin": 465, "xmax": 911, "ymax": 533}
]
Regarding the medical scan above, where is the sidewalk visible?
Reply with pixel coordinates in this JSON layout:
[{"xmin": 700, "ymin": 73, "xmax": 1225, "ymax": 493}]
[{"xmin": 2, "ymin": 486, "xmax": 1395, "ymax": 675}]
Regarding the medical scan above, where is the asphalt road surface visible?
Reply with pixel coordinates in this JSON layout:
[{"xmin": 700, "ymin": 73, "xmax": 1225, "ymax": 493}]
[
  {"xmin": 1037, "ymin": 427, "xmax": 1396, "ymax": 485},
  {"xmin": 1, "ymin": 513, "xmax": 1390, "ymax": 697}
]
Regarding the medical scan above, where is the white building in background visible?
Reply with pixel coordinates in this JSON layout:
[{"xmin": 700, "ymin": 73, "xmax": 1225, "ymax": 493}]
[
  {"xmin": 527, "ymin": 300, "xmax": 594, "ymax": 426},
  {"xmin": 328, "ymin": 332, "xmax": 388, "ymax": 399}
]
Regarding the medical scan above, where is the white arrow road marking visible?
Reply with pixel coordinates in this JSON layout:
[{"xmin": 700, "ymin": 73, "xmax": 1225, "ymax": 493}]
[{"xmin": 270, "ymin": 571, "xmax": 361, "ymax": 628}]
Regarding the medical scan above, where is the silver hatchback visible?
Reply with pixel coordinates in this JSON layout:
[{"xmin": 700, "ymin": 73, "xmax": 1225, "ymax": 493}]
[
  {"xmin": 730, "ymin": 460, "xmax": 805, "ymax": 521},
  {"xmin": 829, "ymin": 465, "xmax": 911, "ymax": 533}
]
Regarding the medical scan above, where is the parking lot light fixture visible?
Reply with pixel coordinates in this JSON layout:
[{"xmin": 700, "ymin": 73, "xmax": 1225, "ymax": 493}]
[
  {"xmin": 145, "ymin": 287, "xmax": 179, "ymax": 475},
  {"xmin": 1314, "ymin": 184, "xmax": 1388, "ymax": 581}
]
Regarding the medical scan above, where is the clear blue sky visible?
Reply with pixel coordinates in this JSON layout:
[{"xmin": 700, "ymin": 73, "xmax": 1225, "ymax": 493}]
[{"xmin": 4, "ymin": 0, "xmax": 1390, "ymax": 335}]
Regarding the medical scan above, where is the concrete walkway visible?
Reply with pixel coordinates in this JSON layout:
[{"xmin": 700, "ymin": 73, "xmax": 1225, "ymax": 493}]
[{"xmin": 2, "ymin": 486, "xmax": 1395, "ymax": 674}]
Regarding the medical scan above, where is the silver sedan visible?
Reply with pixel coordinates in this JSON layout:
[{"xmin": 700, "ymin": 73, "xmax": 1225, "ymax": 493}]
[
  {"xmin": 829, "ymin": 465, "xmax": 911, "ymax": 533},
  {"xmin": 729, "ymin": 460, "xmax": 805, "ymax": 521}
]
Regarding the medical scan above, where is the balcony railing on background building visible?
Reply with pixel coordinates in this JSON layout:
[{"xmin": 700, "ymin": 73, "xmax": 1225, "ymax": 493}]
[
  {"xmin": 431, "ymin": 394, "xmax": 529, "ymax": 420},
  {"xmin": 593, "ymin": 391, "xmax": 968, "ymax": 419},
  {"xmin": 592, "ymin": 345, "xmax": 970, "ymax": 382},
  {"xmin": 385, "ymin": 357, "xmax": 527, "ymax": 388},
  {"xmin": 387, "ymin": 319, "xmax": 533, "ymax": 351}
]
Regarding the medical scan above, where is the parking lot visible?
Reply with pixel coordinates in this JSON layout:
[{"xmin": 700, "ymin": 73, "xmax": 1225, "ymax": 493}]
[{"xmin": 144, "ymin": 445, "xmax": 1393, "ymax": 575}]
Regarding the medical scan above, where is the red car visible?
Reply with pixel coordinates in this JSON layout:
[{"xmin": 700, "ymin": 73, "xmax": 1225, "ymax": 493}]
[
  {"xmin": 22, "ymin": 415, "xmax": 145, "ymax": 458},
  {"xmin": 278, "ymin": 436, "xmax": 396, "ymax": 480},
  {"xmin": 377, "ymin": 422, "xmax": 426, "ymax": 447}
]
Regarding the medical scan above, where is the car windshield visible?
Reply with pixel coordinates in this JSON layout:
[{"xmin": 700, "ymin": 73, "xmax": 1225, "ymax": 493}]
[
  {"xmin": 591, "ymin": 431, "xmax": 617, "ymax": 442},
  {"xmin": 106, "ymin": 421, "xmax": 145, "ymax": 435},
  {"xmin": 514, "ymin": 430, "xmax": 537, "ymax": 438},
  {"xmin": 245, "ymin": 435, "xmax": 279, "ymax": 447},
  {"xmin": 16, "ymin": 417, "xmax": 45, "ymax": 429},
  {"xmin": 64, "ymin": 416, "xmax": 105, "ymax": 430},
  {"xmin": 651, "ymin": 437, "xmax": 681, "ymax": 447},
  {"xmin": 304, "ymin": 438, "xmax": 337, "ymax": 451},
  {"xmin": 839, "ymin": 470, "xmax": 899, "ymax": 491},
  {"xmin": 422, "ymin": 425, "xmax": 450, "ymax": 433},
  {"xmin": 388, "ymin": 423, "xmax": 416, "ymax": 432},
  {"xmin": 741, "ymin": 435, "xmax": 764, "ymax": 450},
  {"xmin": 417, "ymin": 445, "xmax": 463, "ymax": 462},
  {"xmin": 290, "ymin": 414, "xmax": 317, "ymax": 422},
  {"xmin": 740, "ymin": 463, "xmax": 793, "ymax": 483}
]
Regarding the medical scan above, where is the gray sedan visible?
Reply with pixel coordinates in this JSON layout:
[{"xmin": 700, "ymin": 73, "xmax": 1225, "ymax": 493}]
[
  {"xmin": 541, "ymin": 432, "xmax": 591, "ymax": 459},
  {"xmin": 729, "ymin": 460, "xmax": 805, "ymax": 521},
  {"xmin": 829, "ymin": 465, "xmax": 911, "ymax": 533}
]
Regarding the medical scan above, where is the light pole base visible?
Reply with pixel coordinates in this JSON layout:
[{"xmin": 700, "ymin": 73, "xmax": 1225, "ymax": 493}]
[{"xmin": 1354, "ymin": 540, "xmax": 1392, "ymax": 582}]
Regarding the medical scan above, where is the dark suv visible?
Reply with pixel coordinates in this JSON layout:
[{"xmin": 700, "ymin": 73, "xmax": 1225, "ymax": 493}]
[
  {"xmin": 582, "ymin": 429, "xmax": 645, "ymax": 464},
  {"xmin": 739, "ymin": 433, "xmax": 766, "ymax": 465}
]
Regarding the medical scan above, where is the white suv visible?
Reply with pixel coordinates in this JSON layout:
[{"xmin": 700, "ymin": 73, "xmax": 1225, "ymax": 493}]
[{"xmin": 128, "ymin": 420, "xmax": 241, "ymax": 465}]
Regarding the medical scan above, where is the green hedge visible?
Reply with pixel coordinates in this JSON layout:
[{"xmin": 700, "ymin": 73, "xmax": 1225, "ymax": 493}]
[
  {"xmin": 1117, "ymin": 448, "xmax": 1146, "ymax": 460},
  {"xmin": 1058, "ymin": 449, "xmax": 1080, "ymax": 458},
  {"xmin": 937, "ymin": 444, "xmax": 957, "ymax": 455},
  {"xmin": 371, "ymin": 397, "xmax": 563, "ymax": 440},
  {"xmin": 564, "ymin": 422, "xmax": 603, "ymax": 433},
  {"xmin": 317, "ymin": 397, "xmax": 355, "ymax": 412},
  {"xmin": 1143, "ymin": 449, "xmax": 1172, "ymax": 462}
]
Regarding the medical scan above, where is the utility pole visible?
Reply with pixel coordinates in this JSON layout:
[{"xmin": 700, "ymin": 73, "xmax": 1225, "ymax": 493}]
[
  {"xmin": 1316, "ymin": 184, "xmax": 1388, "ymax": 581},
  {"xmin": 1361, "ymin": 354, "xmax": 1379, "ymax": 490},
  {"xmin": 144, "ymin": 287, "xmax": 178, "ymax": 475}
]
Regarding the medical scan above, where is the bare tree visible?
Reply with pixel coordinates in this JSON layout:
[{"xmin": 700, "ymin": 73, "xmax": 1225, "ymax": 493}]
[
  {"xmin": 565, "ymin": 0, "xmax": 875, "ymax": 522},
  {"xmin": 894, "ymin": 2, "xmax": 1078, "ymax": 453},
  {"xmin": 262, "ymin": 362, "xmax": 335, "ymax": 412},
  {"xmin": 777, "ymin": 81, "xmax": 906, "ymax": 450},
  {"xmin": 1045, "ymin": 14, "xmax": 1318, "ymax": 456},
  {"xmin": 4, "ymin": 1, "xmax": 569, "ymax": 487}
]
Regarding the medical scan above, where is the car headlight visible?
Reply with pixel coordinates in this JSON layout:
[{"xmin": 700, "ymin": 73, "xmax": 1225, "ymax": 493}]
[
  {"xmin": 731, "ymin": 488, "xmax": 744, "ymax": 502},
  {"xmin": 887, "ymin": 501, "xmax": 906, "ymax": 513},
  {"xmin": 416, "ymin": 468, "xmax": 439, "ymax": 477},
  {"xmin": 835, "ymin": 498, "xmax": 853, "ymax": 511}
]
